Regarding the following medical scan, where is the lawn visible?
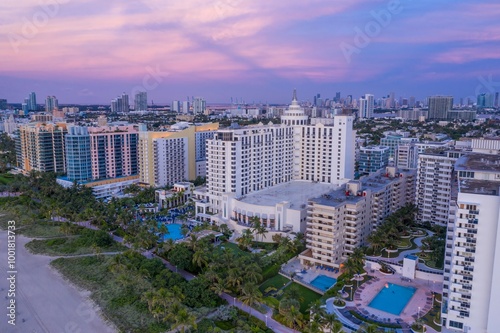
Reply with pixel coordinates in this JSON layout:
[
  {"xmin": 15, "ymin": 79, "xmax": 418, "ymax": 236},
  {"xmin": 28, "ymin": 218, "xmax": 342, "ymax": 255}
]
[
  {"xmin": 217, "ymin": 242, "xmax": 251, "ymax": 257},
  {"xmin": 259, "ymin": 274, "xmax": 290, "ymax": 293},
  {"xmin": 0, "ymin": 173, "xmax": 14, "ymax": 185},
  {"xmin": 282, "ymin": 282, "xmax": 321, "ymax": 313}
]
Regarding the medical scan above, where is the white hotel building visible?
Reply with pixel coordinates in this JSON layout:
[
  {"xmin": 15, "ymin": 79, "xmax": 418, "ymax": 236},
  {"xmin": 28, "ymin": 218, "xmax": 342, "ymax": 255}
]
[
  {"xmin": 442, "ymin": 153, "xmax": 500, "ymax": 333},
  {"xmin": 416, "ymin": 149, "xmax": 464, "ymax": 226},
  {"xmin": 197, "ymin": 92, "xmax": 355, "ymax": 233}
]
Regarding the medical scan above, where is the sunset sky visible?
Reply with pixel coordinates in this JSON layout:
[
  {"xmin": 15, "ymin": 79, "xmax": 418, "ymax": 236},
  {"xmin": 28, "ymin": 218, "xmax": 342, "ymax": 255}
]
[{"xmin": 1, "ymin": 0, "xmax": 499, "ymax": 104}]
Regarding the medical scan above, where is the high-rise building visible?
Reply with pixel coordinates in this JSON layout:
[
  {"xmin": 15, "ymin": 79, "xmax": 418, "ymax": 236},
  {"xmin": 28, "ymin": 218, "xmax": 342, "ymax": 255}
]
[
  {"xmin": 134, "ymin": 91, "xmax": 147, "ymax": 111},
  {"xmin": 359, "ymin": 94, "xmax": 374, "ymax": 119},
  {"xmin": 3, "ymin": 115, "xmax": 17, "ymax": 135},
  {"xmin": 16, "ymin": 122, "xmax": 67, "ymax": 173},
  {"xmin": 409, "ymin": 96, "xmax": 416, "ymax": 108},
  {"xmin": 389, "ymin": 92, "xmax": 395, "ymax": 108},
  {"xmin": 201, "ymin": 91, "xmax": 355, "ymax": 224},
  {"xmin": 428, "ymin": 96, "xmax": 453, "ymax": 120},
  {"xmin": 441, "ymin": 153, "xmax": 500, "ymax": 333},
  {"xmin": 28, "ymin": 92, "xmax": 37, "ymax": 111},
  {"xmin": 345, "ymin": 95, "xmax": 353, "ymax": 106},
  {"xmin": 192, "ymin": 97, "xmax": 206, "ymax": 115},
  {"xmin": 120, "ymin": 93, "xmax": 129, "ymax": 112},
  {"xmin": 138, "ymin": 123, "xmax": 219, "ymax": 187},
  {"xmin": 182, "ymin": 101, "xmax": 190, "ymax": 114},
  {"xmin": 0, "ymin": 99, "xmax": 7, "ymax": 110},
  {"xmin": 416, "ymin": 149, "xmax": 463, "ymax": 225},
  {"xmin": 495, "ymin": 92, "xmax": 499, "ymax": 107},
  {"xmin": 396, "ymin": 143, "xmax": 418, "ymax": 169},
  {"xmin": 335, "ymin": 92, "xmax": 341, "ymax": 103},
  {"xmin": 171, "ymin": 101, "xmax": 181, "ymax": 113},
  {"xmin": 358, "ymin": 146, "xmax": 390, "ymax": 174},
  {"xmin": 299, "ymin": 166, "xmax": 416, "ymax": 269},
  {"xmin": 45, "ymin": 96, "xmax": 59, "ymax": 113},
  {"xmin": 65, "ymin": 126, "xmax": 92, "ymax": 182},
  {"xmin": 477, "ymin": 93, "xmax": 494, "ymax": 108},
  {"xmin": 111, "ymin": 93, "xmax": 129, "ymax": 113},
  {"xmin": 87, "ymin": 125, "xmax": 138, "ymax": 180}
]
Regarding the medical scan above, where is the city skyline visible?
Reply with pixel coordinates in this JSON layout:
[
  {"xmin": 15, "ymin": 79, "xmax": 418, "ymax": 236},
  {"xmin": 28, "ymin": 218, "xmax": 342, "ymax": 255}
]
[{"xmin": 1, "ymin": 0, "xmax": 500, "ymax": 104}]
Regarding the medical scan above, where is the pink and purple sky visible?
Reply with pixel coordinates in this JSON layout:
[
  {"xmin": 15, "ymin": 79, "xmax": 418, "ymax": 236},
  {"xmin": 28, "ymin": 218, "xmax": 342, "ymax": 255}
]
[{"xmin": 1, "ymin": 0, "xmax": 500, "ymax": 104}]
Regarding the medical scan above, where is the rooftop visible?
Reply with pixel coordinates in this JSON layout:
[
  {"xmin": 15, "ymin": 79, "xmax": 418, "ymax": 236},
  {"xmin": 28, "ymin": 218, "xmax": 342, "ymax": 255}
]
[
  {"xmin": 455, "ymin": 153, "xmax": 500, "ymax": 172},
  {"xmin": 237, "ymin": 181, "xmax": 337, "ymax": 208},
  {"xmin": 310, "ymin": 169, "xmax": 415, "ymax": 208},
  {"xmin": 459, "ymin": 179, "xmax": 500, "ymax": 196}
]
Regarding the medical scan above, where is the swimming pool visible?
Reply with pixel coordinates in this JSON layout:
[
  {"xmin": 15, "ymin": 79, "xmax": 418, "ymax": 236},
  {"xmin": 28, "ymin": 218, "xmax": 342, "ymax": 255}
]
[
  {"xmin": 368, "ymin": 283, "xmax": 416, "ymax": 315},
  {"xmin": 310, "ymin": 275, "xmax": 337, "ymax": 291},
  {"xmin": 161, "ymin": 223, "xmax": 184, "ymax": 241}
]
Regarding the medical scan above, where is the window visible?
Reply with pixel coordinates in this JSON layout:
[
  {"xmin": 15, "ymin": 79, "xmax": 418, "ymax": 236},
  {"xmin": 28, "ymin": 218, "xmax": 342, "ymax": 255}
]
[{"xmin": 449, "ymin": 321, "xmax": 463, "ymax": 329}]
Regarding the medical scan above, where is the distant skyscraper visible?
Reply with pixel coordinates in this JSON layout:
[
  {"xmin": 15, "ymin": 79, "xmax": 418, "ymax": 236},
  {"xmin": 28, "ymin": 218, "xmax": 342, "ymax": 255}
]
[
  {"xmin": 389, "ymin": 92, "xmax": 395, "ymax": 108},
  {"xmin": 359, "ymin": 94, "xmax": 374, "ymax": 119},
  {"xmin": 428, "ymin": 96, "xmax": 453, "ymax": 120},
  {"xmin": 110, "ymin": 93, "xmax": 129, "ymax": 113},
  {"xmin": 409, "ymin": 96, "xmax": 415, "ymax": 108},
  {"xmin": 171, "ymin": 101, "xmax": 181, "ymax": 113},
  {"xmin": 120, "ymin": 93, "xmax": 129, "ymax": 112},
  {"xmin": 182, "ymin": 101, "xmax": 190, "ymax": 114},
  {"xmin": 335, "ymin": 92, "xmax": 341, "ymax": 103},
  {"xmin": 0, "ymin": 99, "xmax": 7, "ymax": 110},
  {"xmin": 192, "ymin": 97, "xmax": 206, "ymax": 115},
  {"xmin": 313, "ymin": 93, "xmax": 320, "ymax": 106},
  {"xmin": 134, "ymin": 91, "xmax": 147, "ymax": 111},
  {"xmin": 346, "ymin": 95, "xmax": 353, "ymax": 106},
  {"xmin": 28, "ymin": 92, "xmax": 37, "ymax": 111},
  {"xmin": 477, "ymin": 93, "xmax": 494, "ymax": 108},
  {"xmin": 45, "ymin": 96, "xmax": 58, "ymax": 113},
  {"xmin": 495, "ymin": 92, "xmax": 499, "ymax": 107}
]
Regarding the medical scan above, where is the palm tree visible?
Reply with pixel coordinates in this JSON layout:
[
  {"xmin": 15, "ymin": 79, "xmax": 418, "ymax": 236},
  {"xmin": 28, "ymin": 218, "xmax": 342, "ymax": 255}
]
[
  {"xmin": 141, "ymin": 290, "xmax": 156, "ymax": 313},
  {"xmin": 284, "ymin": 304, "xmax": 304, "ymax": 330},
  {"xmin": 341, "ymin": 257, "xmax": 358, "ymax": 277},
  {"xmin": 211, "ymin": 280, "xmax": 230, "ymax": 296},
  {"xmin": 187, "ymin": 234, "xmax": 199, "ymax": 251},
  {"xmin": 239, "ymin": 282, "xmax": 263, "ymax": 315},
  {"xmin": 192, "ymin": 250, "xmax": 208, "ymax": 269},
  {"xmin": 244, "ymin": 263, "xmax": 262, "ymax": 284},
  {"xmin": 171, "ymin": 307, "xmax": 197, "ymax": 333},
  {"xmin": 350, "ymin": 247, "xmax": 365, "ymax": 271},
  {"xmin": 367, "ymin": 233, "xmax": 384, "ymax": 254},
  {"xmin": 227, "ymin": 267, "xmax": 244, "ymax": 291},
  {"xmin": 309, "ymin": 299, "xmax": 326, "ymax": 320},
  {"xmin": 323, "ymin": 313, "xmax": 344, "ymax": 333}
]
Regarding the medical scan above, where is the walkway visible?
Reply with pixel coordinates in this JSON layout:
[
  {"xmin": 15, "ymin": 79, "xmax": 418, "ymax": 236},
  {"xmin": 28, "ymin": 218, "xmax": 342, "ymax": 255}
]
[
  {"xmin": 68, "ymin": 219, "xmax": 296, "ymax": 332},
  {"xmin": 367, "ymin": 230, "xmax": 442, "ymax": 274}
]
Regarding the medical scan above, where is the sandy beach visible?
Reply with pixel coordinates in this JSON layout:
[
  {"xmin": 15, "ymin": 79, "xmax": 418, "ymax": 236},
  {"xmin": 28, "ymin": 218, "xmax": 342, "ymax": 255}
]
[{"xmin": 0, "ymin": 229, "xmax": 116, "ymax": 333}]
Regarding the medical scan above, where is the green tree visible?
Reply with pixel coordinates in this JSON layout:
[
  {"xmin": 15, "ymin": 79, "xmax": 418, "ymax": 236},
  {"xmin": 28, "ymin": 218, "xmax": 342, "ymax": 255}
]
[{"xmin": 239, "ymin": 282, "xmax": 263, "ymax": 315}]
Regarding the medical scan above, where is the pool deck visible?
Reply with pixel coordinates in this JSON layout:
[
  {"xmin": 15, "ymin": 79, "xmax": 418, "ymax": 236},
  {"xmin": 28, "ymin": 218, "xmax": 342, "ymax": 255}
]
[
  {"xmin": 282, "ymin": 258, "xmax": 341, "ymax": 284},
  {"xmin": 284, "ymin": 258, "xmax": 441, "ymax": 331},
  {"xmin": 346, "ymin": 269, "xmax": 440, "ymax": 327}
]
